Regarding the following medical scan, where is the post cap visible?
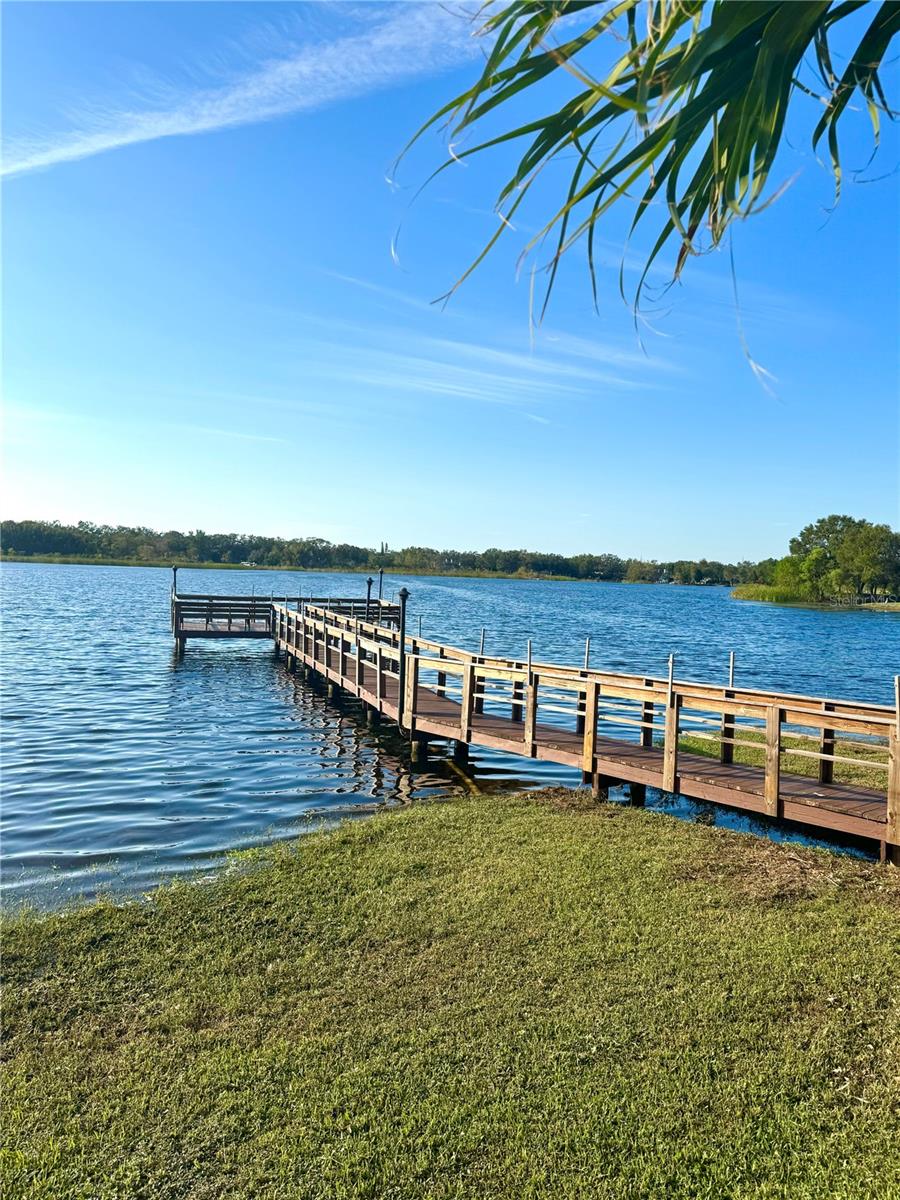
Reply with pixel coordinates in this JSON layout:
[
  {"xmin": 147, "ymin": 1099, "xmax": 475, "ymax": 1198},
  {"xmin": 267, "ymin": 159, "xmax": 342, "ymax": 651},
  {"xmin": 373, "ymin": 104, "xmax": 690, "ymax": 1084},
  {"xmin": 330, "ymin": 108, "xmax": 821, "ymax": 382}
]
[
  {"xmin": 398, "ymin": 587, "xmax": 410, "ymax": 600},
  {"xmin": 367, "ymin": 576, "xmax": 374, "ymax": 586}
]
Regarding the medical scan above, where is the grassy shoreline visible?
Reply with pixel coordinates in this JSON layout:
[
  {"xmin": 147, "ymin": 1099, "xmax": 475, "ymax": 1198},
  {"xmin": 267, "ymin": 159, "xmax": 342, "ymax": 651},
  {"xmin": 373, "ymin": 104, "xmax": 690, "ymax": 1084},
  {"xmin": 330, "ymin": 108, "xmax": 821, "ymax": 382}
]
[
  {"xmin": 731, "ymin": 583, "xmax": 900, "ymax": 611},
  {"xmin": 0, "ymin": 553, "xmax": 593, "ymax": 582},
  {"xmin": 4, "ymin": 791, "xmax": 899, "ymax": 1199}
]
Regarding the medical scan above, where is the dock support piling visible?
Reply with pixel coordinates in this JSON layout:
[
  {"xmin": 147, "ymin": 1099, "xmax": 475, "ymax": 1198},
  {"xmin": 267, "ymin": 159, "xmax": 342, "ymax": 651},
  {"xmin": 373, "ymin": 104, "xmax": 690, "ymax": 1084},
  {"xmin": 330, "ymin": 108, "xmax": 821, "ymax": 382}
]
[{"xmin": 591, "ymin": 773, "xmax": 618, "ymax": 801}]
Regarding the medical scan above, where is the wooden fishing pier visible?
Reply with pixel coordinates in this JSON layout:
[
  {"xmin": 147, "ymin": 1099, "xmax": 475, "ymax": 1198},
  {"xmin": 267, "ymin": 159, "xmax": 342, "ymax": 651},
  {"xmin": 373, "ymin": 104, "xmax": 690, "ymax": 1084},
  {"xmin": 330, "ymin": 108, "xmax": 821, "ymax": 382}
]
[{"xmin": 171, "ymin": 580, "xmax": 900, "ymax": 863}]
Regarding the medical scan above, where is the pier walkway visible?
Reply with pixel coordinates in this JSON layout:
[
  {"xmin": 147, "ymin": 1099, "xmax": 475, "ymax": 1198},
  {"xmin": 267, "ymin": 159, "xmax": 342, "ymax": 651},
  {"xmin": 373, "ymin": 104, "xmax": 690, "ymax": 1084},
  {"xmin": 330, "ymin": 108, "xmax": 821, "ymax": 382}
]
[{"xmin": 171, "ymin": 585, "xmax": 899, "ymax": 861}]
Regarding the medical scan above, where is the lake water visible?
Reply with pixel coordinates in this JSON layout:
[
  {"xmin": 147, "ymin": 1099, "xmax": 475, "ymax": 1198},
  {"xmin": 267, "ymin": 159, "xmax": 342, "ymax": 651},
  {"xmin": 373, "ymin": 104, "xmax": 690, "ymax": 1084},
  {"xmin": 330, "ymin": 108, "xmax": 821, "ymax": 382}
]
[{"xmin": 3, "ymin": 561, "xmax": 898, "ymax": 908}]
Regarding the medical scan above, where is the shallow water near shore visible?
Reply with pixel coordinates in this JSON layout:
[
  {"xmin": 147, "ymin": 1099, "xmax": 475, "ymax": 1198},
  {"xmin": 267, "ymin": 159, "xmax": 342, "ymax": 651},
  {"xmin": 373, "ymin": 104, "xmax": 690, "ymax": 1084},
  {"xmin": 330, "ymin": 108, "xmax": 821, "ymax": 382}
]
[{"xmin": 3, "ymin": 561, "xmax": 899, "ymax": 908}]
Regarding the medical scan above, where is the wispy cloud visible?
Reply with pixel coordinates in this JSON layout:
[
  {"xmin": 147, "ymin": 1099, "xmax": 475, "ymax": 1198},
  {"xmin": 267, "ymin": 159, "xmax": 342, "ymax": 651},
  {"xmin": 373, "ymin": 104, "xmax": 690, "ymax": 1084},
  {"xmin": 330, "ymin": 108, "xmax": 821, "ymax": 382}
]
[
  {"xmin": 287, "ymin": 321, "xmax": 667, "ymax": 423},
  {"xmin": 317, "ymin": 270, "xmax": 435, "ymax": 313},
  {"xmin": 4, "ymin": 401, "xmax": 287, "ymax": 446},
  {"xmin": 3, "ymin": 4, "xmax": 480, "ymax": 178},
  {"xmin": 175, "ymin": 423, "xmax": 285, "ymax": 445}
]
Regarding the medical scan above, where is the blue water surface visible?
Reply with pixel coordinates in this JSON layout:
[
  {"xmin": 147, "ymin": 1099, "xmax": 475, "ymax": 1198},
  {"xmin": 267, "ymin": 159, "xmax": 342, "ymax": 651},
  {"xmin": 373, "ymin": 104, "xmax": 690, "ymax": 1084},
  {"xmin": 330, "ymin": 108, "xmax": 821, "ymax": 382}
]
[{"xmin": 3, "ymin": 562, "xmax": 898, "ymax": 907}]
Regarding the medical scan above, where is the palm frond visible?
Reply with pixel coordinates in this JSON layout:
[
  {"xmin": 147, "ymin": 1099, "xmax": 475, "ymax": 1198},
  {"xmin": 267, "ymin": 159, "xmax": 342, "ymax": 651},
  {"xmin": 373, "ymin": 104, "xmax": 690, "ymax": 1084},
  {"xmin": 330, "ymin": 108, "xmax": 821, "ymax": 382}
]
[{"xmin": 403, "ymin": 0, "xmax": 900, "ymax": 315}]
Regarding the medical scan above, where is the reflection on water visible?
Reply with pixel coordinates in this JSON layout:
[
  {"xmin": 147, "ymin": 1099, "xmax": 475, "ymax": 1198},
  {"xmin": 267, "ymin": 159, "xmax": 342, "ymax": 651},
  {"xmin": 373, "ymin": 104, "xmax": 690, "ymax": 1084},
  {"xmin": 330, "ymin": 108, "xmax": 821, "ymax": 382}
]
[{"xmin": 3, "ymin": 562, "xmax": 899, "ymax": 908}]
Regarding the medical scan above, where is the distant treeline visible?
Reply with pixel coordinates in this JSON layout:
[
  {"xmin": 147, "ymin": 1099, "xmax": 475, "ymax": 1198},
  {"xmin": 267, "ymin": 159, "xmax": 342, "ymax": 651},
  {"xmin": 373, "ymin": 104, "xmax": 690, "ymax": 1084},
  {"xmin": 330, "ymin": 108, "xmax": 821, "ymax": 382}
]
[
  {"xmin": 2, "ymin": 519, "xmax": 769, "ymax": 584},
  {"xmin": 5, "ymin": 517, "xmax": 896, "ymax": 597}
]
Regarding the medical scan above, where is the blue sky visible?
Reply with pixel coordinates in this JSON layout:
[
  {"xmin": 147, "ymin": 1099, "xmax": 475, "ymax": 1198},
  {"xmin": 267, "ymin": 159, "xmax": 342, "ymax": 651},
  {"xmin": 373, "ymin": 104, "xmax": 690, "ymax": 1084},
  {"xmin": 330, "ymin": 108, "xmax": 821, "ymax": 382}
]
[{"xmin": 3, "ymin": 1, "xmax": 898, "ymax": 561}]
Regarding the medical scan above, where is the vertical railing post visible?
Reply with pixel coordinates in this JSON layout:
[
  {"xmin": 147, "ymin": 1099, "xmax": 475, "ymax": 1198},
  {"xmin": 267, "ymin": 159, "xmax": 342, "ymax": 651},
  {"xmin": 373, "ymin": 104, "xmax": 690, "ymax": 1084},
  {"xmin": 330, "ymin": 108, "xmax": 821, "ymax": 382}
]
[
  {"xmin": 524, "ymin": 671, "xmax": 538, "ymax": 755},
  {"xmin": 819, "ymin": 702, "xmax": 835, "ymax": 784},
  {"xmin": 460, "ymin": 660, "xmax": 475, "ymax": 741},
  {"xmin": 720, "ymin": 650, "xmax": 735, "ymax": 764},
  {"xmin": 170, "ymin": 571, "xmax": 177, "ymax": 636},
  {"xmin": 365, "ymin": 577, "xmax": 373, "ymax": 624},
  {"xmin": 512, "ymin": 640, "xmax": 531, "ymax": 724},
  {"xmin": 582, "ymin": 680, "xmax": 599, "ymax": 778},
  {"xmin": 662, "ymin": 698, "xmax": 680, "ymax": 793},
  {"xmin": 641, "ymin": 680, "xmax": 655, "ymax": 749},
  {"xmin": 662, "ymin": 657, "xmax": 678, "ymax": 793},
  {"xmin": 887, "ymin": 678, "xmax": 900, "ymax": 865},
  {"xmin": 397, "ymin": 587, "xmax": 409, "ymax": 728},
  {"xmin": 887, "ymin": 736, "xmax": 900, "ymax": 865},
  {"xmin": 765, "ymin": 706, "xmax": 782, "ymax": 818},
  {"xmin": 576, "ymin": 641, "xmax": 590, "ymax": 735},
  {"xmin": 355, "ymin": 619, "xmax": 364, "ymax": 690},
  {"xmin": 473, "ymin": 629, "xmax": 485, "ymax": 715},
  {"xmin": 474, "ymin": 627, "xmax": 487, "ymax": 715},
  {"xmin": 406, "ymin": 653, "xmax": 420, "ymax": 729}
]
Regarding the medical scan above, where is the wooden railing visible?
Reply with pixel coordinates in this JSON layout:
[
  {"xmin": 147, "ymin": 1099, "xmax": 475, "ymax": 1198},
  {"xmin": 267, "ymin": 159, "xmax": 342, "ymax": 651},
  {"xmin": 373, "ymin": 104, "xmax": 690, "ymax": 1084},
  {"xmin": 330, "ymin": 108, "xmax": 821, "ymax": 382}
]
[
  {"xmin": 173, "ymin": 594, "xmax": 401, "ymax": 638},
  {"xmin": 273, "ymin": 601, "xmax": 899, "ymax": 853},
  {"xmin": 172, "ymin": 595, "xmax": 275, "ymax": 634}
]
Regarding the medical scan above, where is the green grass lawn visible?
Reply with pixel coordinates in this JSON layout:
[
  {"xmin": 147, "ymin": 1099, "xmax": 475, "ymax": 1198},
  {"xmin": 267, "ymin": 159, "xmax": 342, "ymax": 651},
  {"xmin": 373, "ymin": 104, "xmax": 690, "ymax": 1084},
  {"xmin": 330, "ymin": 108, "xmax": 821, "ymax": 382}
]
[{"xmin": 4, "ymin": 792, "xmax": 900, "ymax": 1199}]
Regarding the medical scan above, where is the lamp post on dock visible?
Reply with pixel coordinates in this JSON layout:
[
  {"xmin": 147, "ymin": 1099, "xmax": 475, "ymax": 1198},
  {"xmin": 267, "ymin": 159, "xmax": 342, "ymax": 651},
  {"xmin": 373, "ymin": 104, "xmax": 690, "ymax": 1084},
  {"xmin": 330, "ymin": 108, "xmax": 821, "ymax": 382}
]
[
  {"xmin": 365, "ymin": 577, "xmax": 373, "ymax": 623},
  {"xmin": 378, "ymin": 568, "xmax": 384, "ymax": 603}
]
